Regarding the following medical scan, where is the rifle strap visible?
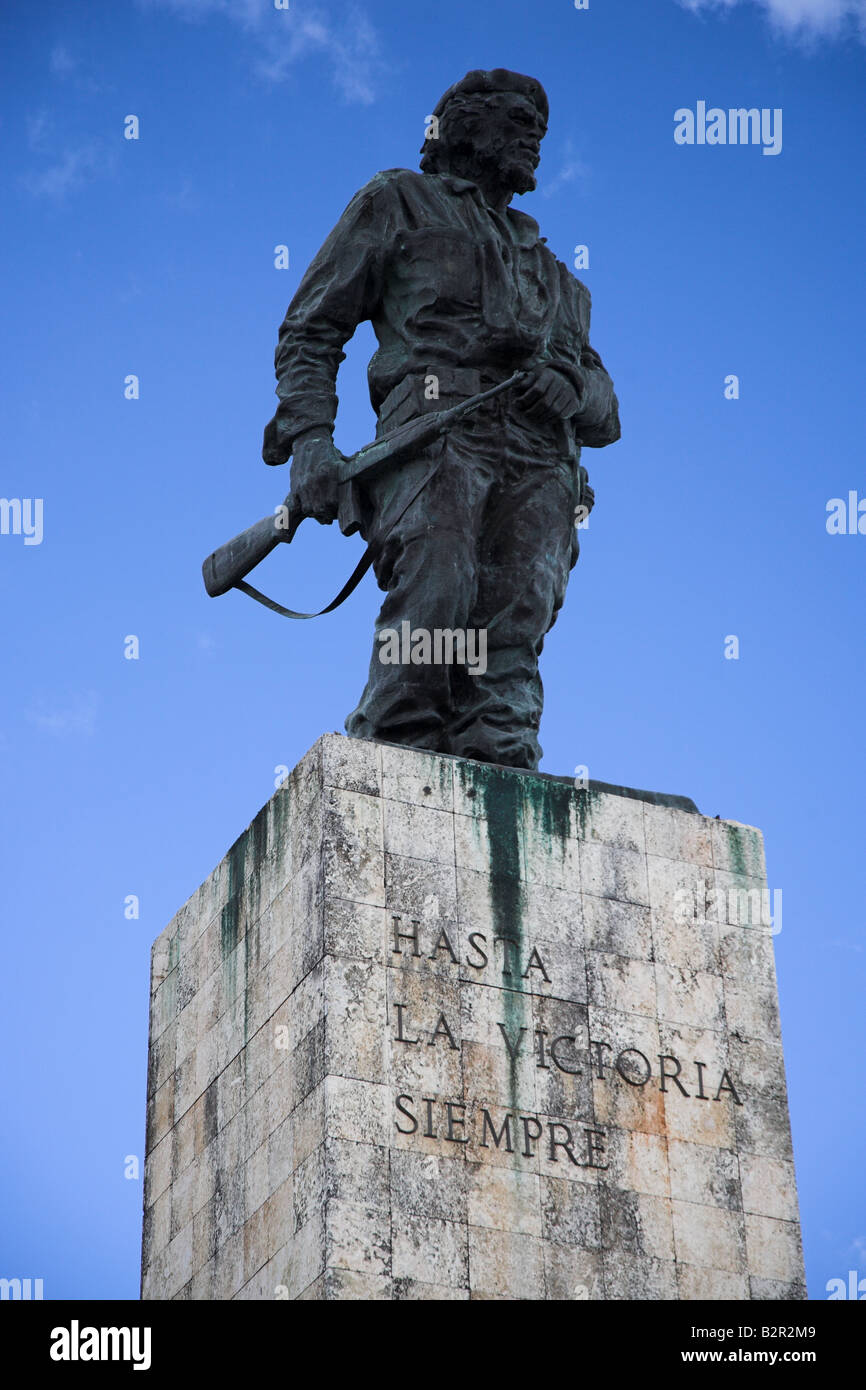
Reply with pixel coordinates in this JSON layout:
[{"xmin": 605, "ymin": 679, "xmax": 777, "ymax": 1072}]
[
  {"xmin": 234, "ymin": 545, "xmax": 375, "ymax": 620},
  {"xmin": 231, "ymin": 452, "xmax": 442, "ymax": 619}
]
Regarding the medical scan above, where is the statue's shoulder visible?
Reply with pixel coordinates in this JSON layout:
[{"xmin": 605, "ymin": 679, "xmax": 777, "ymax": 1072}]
[
  {"xmin": 340, "ymin": 168, "xmax": 426, "ymax": 220},
  {"xmin": 371, "ymin": 166, "xmax": 423, "ymax": 183},
  {"xmin": 509, "ymin": 206, "xmax": 541, "ymax": 237},
  {"xmin": 364, "ymin": 167, "xmax": 427, "ymax": 196}
]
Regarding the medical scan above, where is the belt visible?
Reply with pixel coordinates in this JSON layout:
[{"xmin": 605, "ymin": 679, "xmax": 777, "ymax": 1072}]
[{"xmin": 378, "ymin": 365, "xmax": 521, "ymax": 427}]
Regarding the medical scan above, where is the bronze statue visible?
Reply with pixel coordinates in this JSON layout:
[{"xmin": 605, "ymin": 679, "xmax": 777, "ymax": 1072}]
[{"xmin": 205, "ymin": 69, "xmax": 619, "ymax": 770}]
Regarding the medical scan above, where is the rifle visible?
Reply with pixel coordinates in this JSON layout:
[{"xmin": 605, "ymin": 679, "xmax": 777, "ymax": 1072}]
[{"xmin": 202, "ymin": 369, "xmax": 529, "ymax": 617}]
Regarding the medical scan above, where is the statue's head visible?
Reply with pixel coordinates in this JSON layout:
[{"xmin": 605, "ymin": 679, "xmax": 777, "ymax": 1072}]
[{"xmin": 420, "ymin": 69, "xmax": 549, "ymax": 200}]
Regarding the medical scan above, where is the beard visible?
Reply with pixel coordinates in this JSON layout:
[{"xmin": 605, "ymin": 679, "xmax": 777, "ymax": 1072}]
[
  {"xmin": 505, "ymin": 158, "xmax": 538, "ymax": 195},
  {"xmin": 448, "ymin": 137, "xmax": 539, "ymax": 199}
]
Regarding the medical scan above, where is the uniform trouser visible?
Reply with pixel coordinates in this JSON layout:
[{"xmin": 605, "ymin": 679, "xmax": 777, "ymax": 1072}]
[{"xmin": 344, "ymin": 393, "xmax": 581, "ymax": 770}]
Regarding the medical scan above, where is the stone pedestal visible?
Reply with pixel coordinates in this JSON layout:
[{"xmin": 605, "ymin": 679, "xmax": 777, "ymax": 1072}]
[{"xmin": 141, "ymin": 734, "xmax": 805, "ymax": 1300}]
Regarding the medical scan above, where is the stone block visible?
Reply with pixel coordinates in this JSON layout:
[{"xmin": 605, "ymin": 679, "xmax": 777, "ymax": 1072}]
[{"xmin": 142, "ymin": 735, "xmax": 804, "ymax": 1300}]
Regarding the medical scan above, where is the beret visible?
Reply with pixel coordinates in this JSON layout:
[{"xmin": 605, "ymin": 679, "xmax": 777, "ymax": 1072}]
[{"xmin": 431, "ymin": 69, "xmax": 549, "ymax": 124}]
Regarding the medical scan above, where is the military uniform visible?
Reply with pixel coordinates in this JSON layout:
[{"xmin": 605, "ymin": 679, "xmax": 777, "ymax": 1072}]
[{"xmin": 268, "ymin": 164, "xmax": 620, "ymax": 768}]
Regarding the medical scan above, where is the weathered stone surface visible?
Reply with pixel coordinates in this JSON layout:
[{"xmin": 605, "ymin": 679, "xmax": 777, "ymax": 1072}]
[{"xmin": 141, "ymin": 734, "xmax": 805, "ymax": 1300}]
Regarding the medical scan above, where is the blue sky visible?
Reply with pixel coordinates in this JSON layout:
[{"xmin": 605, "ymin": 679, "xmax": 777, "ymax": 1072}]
[{"xmin": 1, "ymin": 0, "xmax": 863, "ymax": 1300}]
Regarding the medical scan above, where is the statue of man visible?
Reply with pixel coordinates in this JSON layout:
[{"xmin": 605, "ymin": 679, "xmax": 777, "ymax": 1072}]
[{"xmin": 262, "ymin": 68, "xmax": 620, "ymax": 770}]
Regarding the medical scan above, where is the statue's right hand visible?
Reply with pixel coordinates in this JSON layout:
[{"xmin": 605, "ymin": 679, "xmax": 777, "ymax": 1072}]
[{"xmin": 289, "ymin": 431, "xmax": 344, "ymax": 525}]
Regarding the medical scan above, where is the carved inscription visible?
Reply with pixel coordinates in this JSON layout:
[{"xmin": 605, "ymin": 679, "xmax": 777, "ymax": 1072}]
[{"xmin": 387, "ymin": 913, "xmax": 745, "ymax": 1165}]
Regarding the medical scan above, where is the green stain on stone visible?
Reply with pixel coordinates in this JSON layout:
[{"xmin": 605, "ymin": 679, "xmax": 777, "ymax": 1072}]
[
  {"xmin": 521, "ymin": 771, "xmax": 602, "ymax": 849},
  {"xmin": 572, "ymin": 784, "xmax": 600, "ymax": 842},
  {"xmin": 220, "ymin": 832, "xmax": 245, "ymax": 962},
  {"xmin": 250, "ymin": 803, "xmax": 269, "ymax": 866},
  {"xmin": 523, "ymin": 772, "xmax": 574, "ymax": 846},
  {"xmin": 221, "ymin": 802, "xmax": 272, "ymax": 1051},
  {"xmin": 722, "ymin": 822, "xmax": 764, "ymax": 889},
  {"xmin": 521, "ymin": 770, "xmax": 602, "ymax": 889},
  {"xmin": 457, "ymin": 761, "xmax": 524, "ymax": 885},
  {"xmin": 273, "ymin": 779, "xmax": 290, "ymax": 844},
  {"xmin": 457, "ymin": 761, "xmax": 528, "ymax": 1114},
  {"xmin": 220, "ymin": 827, "xmax": 254, "ymax": 1048},
  {"xmin": 723, "ymin": 822, "xmax": 747, "ymax": 880},
  {"xmin": 455, "ymin": 764, "xmax": 603, "ymax": 1119},
  {"xmin": 437, "ymin": 758, "xmax": 452, "ymax": 802}
]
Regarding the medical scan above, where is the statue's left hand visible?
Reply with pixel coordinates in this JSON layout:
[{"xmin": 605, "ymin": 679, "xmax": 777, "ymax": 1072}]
[
  {"xmin": 290, "ymin": 432, "xmax": 344, "ymax": 525},
  {"xmin": 577, "ymin": 464, "xmax": 595, "ymax": 514},
  {"xmin": 515, "ymin": 366, "xmax": 582, "ymax": 424}
]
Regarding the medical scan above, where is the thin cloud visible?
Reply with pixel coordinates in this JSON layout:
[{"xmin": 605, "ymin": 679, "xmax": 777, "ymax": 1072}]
[
  {"xmin": 677, "ymin": 0, "xmax": 866, "ymax": 41},
  {"xmin": 49, "ymin": 44, "xmax": 76, "ymax": 74},
  {"xmin": 162, "ymin": 179, "xmax": 201, "ymax": 212},
  {"xmin": 23, "ymin": 140, "xmax": 115, "ymax": 199},
  {"xmin": 541, "ymin": 143, "xmax": 590, "ymax": 199},
  {"xmin": 48, "ymin": 40, "xmax": 105, "ymax": 94},
  {"xmin": 139, "ymin": 0, "xmax": 383, "ymax": 103},
  {"xmin": 26, "ymin": 692, "xmax": 98, "ymax": 737},
  {"xmin": 26, "ymin": 110, "xmax": 53, "ymax": 153},
  {"xmin": 828, "ymin": 936, "xmax": 865, "ymax": 954}
]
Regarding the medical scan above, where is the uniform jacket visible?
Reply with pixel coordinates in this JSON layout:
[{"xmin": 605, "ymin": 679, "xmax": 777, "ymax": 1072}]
[{"xmin": 271, "ymin": 168, "xmax": 620, "ymax": 452}]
